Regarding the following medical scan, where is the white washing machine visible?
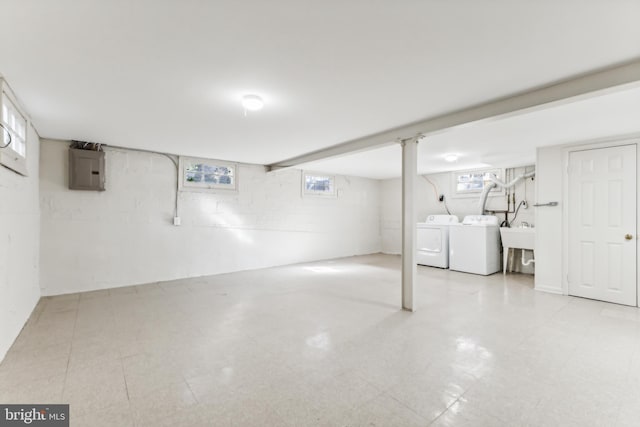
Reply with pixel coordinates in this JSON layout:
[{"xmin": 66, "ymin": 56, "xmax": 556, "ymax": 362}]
[
  {"xmin": 417, "ymin": 215, "xmax": 459, "ymax": 268},
  {"xmin": 449, "ymin": 215, "xmax": 501, "ymax": 275}
]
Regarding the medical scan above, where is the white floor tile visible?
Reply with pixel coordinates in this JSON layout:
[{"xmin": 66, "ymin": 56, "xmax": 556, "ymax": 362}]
[{"xmin": 0, "ymin": 254, "xmax": 637, "ymax": 426}]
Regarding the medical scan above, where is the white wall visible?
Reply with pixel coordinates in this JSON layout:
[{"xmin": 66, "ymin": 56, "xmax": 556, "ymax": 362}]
[
  {"xmin": 39, "ymin": 139, "xmax": 381, "ymax": 295},
  {"xmin": 381, "ymin": 166, "xmax": 536, "ymax": 272},
  {"xmin": 380, "ymin": 178, "xmax": 402, "ymax": 254},
  {"xmin": 0, "ymin": 124, "xmax": 41, "ymax": 361},
  {"xmin": 534, "ymin": 145, "xmax": 564, "ymax": 293}
]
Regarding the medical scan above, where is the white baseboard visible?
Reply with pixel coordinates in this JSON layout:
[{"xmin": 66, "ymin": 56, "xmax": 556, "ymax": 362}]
[{"xmin": 535, "ymin": 284, "xmax": 564, "ymax": 295}]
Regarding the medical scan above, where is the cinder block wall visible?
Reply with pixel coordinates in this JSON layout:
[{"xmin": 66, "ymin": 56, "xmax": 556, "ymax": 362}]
[
  {"xmin": 0, "ymin": 124, "xmax": 41, "ymax": 361},
  {"xmin": 39, "ymin": 139, "xmax": 382, "ymax": 295}
]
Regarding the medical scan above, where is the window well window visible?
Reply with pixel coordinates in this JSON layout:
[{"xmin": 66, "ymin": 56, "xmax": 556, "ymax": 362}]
[
  {"xmin": 179, "ymin": 157, "xmax": 237, "ymax": 192},
  {"xmin": 303, "ymin": 172, "xmax": 336, "ymax": 197},
  {"xmin": 452, "ymin": 169, "xmax": 502, "ymax": 197},
  {"xmin": 0, "ymin": 81, "xmax": 28, "ymax": 176}
]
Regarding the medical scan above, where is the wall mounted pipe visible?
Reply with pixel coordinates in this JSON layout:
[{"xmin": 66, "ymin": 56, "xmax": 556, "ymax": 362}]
[{"xmin": 478, "ymin": 171, "xmax": 535, "ymax": 214}]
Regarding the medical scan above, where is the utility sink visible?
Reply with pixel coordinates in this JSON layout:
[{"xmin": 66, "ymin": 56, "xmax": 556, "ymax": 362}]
[
  {"xmin": 500, "ymin": 227, "xmax": 535, "ymax": 250},
  {"xmin": 500, "ymin": 227, "xmax": 536, "ymax": 274}
]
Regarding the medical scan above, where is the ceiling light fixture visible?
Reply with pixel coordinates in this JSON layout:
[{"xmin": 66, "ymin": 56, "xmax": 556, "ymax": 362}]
[
  {"xmin": 241, "ymin": 94, "xmax": 264, "ymax": 112},
  {"xmin": 444, "ymin": 154, "xmax": 459, "ymax": 162}
]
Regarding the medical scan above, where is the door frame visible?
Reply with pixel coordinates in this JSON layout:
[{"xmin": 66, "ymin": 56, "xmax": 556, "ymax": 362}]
[{"xmin": 561, "ymin": 138, "xmax": 639, "ymax": 306}]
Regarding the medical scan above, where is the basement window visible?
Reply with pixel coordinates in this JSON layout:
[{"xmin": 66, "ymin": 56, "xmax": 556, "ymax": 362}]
[
  {"xmin": 0, "ymin": 84, "xmax": 28, "ymax": 176},
  {"xmin": 452, "ymin": 168, "xmax": 503, "ymax": 198},
  {"xmin": 179, "ymin": 157, "xmax": 237, "ymax": 192},
  {"xmin": 303, "ymin": 172, "xmax": 336, "ymax": 197}
]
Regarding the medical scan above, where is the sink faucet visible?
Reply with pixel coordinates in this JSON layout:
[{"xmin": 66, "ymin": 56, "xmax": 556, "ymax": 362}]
[{"xmin": 521, "ymin": 222, "xmax": 529, "ymax": 228}]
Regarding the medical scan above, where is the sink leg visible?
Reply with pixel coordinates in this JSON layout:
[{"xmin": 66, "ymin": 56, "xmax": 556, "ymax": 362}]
[{"xmin": 503, "ymin": 247, "xmax": 509, "ymax": 274}]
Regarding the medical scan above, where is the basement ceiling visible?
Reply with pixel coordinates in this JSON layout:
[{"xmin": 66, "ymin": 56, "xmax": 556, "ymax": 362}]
[
  {"xmin": 0, "ymin": 0, "xmax": 639, "ymax": 173},
  {"xmin": 299, "ymin": 84, "xmax": 640, "ymax": 179}
]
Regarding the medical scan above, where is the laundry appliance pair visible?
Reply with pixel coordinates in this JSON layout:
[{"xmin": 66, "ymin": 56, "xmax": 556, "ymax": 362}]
[{"xmin": 417, "ymin": 214, "xmax": 500, "ymax": 275}]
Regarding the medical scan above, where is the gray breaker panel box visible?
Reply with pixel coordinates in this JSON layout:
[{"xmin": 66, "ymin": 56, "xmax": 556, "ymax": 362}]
[{"xmin": 69, "ymin": 148, "xmax": 105, "ymax": 191}]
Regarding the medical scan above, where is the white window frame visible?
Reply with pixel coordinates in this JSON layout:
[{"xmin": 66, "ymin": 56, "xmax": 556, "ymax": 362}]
[
  {"xmin": 178, "ymin": 156, "xmax": 238, "ymax": 193},
  {"xmin": 302, "ymin": 171, "xmax": 337, "ymax": 198},
  {"xmin": 0, "ymin": 80, "xmax": 28, "ymax": 176},
  {"xmin": 450, "ymin": 168, "xmax": 504, "ymax": 199}
]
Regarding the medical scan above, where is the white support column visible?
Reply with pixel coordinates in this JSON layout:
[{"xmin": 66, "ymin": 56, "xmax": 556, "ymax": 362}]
[{"xmin": 401, "ymin": 136, "xmax": 419, "ymax": 312}]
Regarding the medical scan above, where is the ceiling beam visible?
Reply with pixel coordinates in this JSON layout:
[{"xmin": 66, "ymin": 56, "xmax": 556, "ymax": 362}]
[{"xmin": 267, "ymin": 58, "xmax": 640, "ymax": 171}]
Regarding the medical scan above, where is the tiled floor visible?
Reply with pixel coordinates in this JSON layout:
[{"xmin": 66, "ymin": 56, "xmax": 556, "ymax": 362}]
[{"xmin": 1, "ymin": 254, "xmax": 639, "ymax": 426}]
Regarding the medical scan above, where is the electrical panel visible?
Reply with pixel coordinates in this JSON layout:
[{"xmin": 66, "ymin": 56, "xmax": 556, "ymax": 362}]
[{"xmin": 69, "ymin": 148, "xmax": 105, "ymax": 191}]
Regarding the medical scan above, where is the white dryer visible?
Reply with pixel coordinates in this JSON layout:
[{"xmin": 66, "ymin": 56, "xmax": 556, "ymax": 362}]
[
  {"xmin": 449, "ymin": 215, "xmax": 501, "ymax": 275},
  {"xmin": 417, "ymin": 215, "xmax": 459, "ymax": 268}
]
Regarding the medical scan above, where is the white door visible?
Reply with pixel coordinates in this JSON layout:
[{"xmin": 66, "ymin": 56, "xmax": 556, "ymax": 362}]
[{"xmin": 568, "ymin": 144, "xmax": 637, "ymax": 306}]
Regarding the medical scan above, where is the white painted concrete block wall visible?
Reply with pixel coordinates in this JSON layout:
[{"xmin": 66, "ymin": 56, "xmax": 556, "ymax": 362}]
[
  {"xmin": 380, "ymin": 166, "xmax": 536, "ymax": 273},
  {"xmin": 39, "ymin": 139, "xmax": 381, "ymax": 295},
  {"xmin": 0, "ymin": 124, "xmax": 41, "ymax": 361}
]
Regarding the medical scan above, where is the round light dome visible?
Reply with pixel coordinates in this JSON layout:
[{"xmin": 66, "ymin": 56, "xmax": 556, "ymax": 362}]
[
  {"xmin": 444, "ymin": 154, "xmax": 459, "ymax": 162},
  {"xmin": 242, "ymin": 94, "xmax": 264, "ymax": 111}
]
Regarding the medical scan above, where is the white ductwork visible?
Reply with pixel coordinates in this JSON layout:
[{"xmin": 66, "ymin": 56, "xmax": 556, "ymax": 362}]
[{"xmin": 478, "ymin": 171, "xmax": 535, "ymax": 214}]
